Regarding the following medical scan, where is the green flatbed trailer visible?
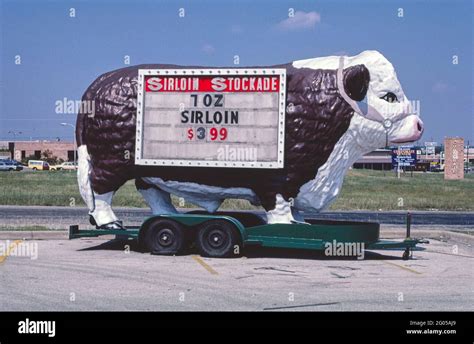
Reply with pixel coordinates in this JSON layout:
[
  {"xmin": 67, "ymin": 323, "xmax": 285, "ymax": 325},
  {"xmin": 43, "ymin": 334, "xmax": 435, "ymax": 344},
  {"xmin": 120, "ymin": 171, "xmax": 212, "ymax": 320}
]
[{"xmin": 69, "ymin": 211, "xmax": 428, "ymax": 260}]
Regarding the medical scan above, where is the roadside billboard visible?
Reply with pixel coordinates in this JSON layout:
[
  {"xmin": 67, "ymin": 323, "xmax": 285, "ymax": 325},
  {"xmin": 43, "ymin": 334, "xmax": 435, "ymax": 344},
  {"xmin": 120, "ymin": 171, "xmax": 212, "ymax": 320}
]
[
  {"xmin": 424, "ymin": 141, "xmax": 437, "ymax": 155},
  {"xmin": 391, "ymin": 146, "xmax": 417, "ymax": 168}
]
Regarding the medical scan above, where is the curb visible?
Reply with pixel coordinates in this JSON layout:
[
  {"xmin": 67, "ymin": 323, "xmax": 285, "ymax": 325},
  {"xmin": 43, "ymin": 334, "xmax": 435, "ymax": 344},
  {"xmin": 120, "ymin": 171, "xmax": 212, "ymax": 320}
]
[
  {"xmin": 0, "ymin": 228, "xmax": 472, "ymax": 245},
  {"xmin": 0, "ymin": 231, "xmax": 69, "ymax": 240}
]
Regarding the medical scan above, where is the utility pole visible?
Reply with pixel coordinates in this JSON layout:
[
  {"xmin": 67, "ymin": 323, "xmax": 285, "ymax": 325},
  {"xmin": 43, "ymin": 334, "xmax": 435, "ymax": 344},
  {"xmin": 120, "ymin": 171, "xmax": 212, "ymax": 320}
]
[{"xmin": 60, "ymin": 123, "xmax": 76, "ymax": 168}]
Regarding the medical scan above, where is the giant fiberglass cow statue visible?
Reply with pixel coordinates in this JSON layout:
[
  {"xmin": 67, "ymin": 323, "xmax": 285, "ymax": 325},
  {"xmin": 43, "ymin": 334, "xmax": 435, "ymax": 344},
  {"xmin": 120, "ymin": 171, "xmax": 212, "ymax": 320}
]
[{"xmin": 76, "ymin": 51, "xmax": 423, "ymax": 229}]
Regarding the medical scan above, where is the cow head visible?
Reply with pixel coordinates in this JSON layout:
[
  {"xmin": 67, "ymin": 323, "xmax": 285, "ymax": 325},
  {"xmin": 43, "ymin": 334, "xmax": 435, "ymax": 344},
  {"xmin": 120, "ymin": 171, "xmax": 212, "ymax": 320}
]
[
  {"xmin": 342, "ymin": 51, "xmax": 424, "ymax": 150},
  {"xmin": 294, "ymin": 50, "xmax": 424, "ymax": 152}
]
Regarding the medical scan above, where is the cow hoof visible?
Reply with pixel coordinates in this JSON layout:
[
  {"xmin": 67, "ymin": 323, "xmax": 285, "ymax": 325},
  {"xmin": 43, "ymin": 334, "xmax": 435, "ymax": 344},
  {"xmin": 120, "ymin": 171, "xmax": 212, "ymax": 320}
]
[
  {"xmin": 89, "ymin": 215, "xmax": 97, "ymax": 226},
  {"xmin": 290, "ymin": 219, "xmax": 311, "ymax": 225},
  {"xmin": 97, "ymin": 221, "xmax": 124, "ymax": 230}
]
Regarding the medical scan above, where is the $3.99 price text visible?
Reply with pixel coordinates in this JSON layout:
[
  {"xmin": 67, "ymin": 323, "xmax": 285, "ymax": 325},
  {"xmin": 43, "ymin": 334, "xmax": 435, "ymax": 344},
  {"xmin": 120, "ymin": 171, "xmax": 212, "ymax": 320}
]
[{"xmin": 187, "ymin": 127, "xmax": 228, "ymax": 141}]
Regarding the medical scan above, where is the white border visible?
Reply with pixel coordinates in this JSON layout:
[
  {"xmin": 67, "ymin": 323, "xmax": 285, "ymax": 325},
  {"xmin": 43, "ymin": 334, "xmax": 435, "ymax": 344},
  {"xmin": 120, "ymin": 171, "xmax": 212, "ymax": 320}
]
[{"xmin": 135, "ymin": 68, "xmax": 286, "ymax": 169}]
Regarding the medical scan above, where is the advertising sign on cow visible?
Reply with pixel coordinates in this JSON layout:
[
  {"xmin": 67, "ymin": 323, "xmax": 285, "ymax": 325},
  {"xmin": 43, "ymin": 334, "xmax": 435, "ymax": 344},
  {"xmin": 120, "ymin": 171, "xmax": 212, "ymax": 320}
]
[
  {"xmin": 135, "ymin": 68, "xmax": 287, "ymax": 168},
  {"xmin": 392, "ymin": 146, "xmax": 417, "ymax": 168}
]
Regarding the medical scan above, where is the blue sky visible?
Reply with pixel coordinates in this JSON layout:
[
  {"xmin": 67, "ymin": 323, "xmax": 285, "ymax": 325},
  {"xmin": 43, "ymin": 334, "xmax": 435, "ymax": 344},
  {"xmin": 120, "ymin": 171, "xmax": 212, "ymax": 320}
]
[{"xmin": 1, "ymin": 0, "xmax": 472, "ymax": 144}]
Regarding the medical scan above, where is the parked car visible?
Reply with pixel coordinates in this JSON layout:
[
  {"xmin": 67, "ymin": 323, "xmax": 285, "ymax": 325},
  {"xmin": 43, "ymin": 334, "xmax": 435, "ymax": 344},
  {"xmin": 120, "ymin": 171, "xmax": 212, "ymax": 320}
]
[
  {"xmin": 0, "ymin": 161, "xmax": 18, "ymax": 171},
  {"xmin": 50, "ymin": 161, "xmax": 77, "ymax": 171},
  {"xmin": 0, "ymin": 159, "xmax": 23, "ymax": 171},
  {"xmin": 28, "ymin": 160, "xmax": 50, "ymax": 171}
]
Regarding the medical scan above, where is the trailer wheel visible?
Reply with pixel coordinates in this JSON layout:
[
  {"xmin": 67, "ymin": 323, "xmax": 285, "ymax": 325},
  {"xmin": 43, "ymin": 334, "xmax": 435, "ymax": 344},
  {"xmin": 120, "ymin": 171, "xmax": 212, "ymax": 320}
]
[
  {"xmin": 402, "ymin": 248, "xmax": 411, "ymax": 260},
  {"xmin": 196, "ymin": 220, "xmax": 240, "ymax": 258},
  {"xmin": 144, "ymin": 219, "xmax": 185, "ymax": 255}
]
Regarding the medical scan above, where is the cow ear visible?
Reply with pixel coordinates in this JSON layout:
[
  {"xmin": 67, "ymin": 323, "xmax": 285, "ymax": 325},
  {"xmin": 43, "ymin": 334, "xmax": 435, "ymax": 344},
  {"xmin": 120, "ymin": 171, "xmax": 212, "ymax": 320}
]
[{"xmin": 343, "ymin": 64, "xmax": 370, "ymax": 101}]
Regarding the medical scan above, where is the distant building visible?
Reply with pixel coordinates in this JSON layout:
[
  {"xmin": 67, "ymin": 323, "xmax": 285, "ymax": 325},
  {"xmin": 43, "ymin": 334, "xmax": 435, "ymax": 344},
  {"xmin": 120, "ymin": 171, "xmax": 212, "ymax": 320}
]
[
  {"xmin": 0, "ymin": 141, "xmax": 10, "ymax": 159},
  {"xmin": 4, "ymin": 140, "xmax": 473, "ymax": 171},
  {"xmin": 8, "ymin": 141, "xmax": 75, "ymax": 162},
  {"xmin": 353, "ymin": 145, "xmax": 474, "ymax": 171},
  {"xmin": 0, "ymin": 141, "xmax": 9, "ymax": 150},
  {"xmin": 353, "ymin": 149, "xmax": 392, "ymax": 170}
]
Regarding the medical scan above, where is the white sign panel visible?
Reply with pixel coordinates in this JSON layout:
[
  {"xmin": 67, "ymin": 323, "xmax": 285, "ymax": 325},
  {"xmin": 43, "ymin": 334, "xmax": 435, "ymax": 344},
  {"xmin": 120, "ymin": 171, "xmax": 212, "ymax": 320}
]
[
  {"xmin": 135, "ymin": 68, "xmax": 286, "ymax": 168},
  {"xmin": 424, "ymin": 141, "xmax": 437, "ymax": 155},
  {"xmin": 425, "ymin": 146, "xmax": 435, "ymax": 155}
]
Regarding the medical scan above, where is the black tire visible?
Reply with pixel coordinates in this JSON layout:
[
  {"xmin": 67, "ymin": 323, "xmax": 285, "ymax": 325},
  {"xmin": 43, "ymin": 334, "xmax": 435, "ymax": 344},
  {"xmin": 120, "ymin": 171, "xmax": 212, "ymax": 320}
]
[
  {"xmin": 144, "ymin": 219, "xmax": 185, "ymax": 255},
  {"xmin": 402, "ymin": 248, "xmax": 411, "ymax": 260},
  {"xmin": 196, "ymin": 220, "xmax": 241, "ymax": 258},
  {"xmin": 32, "ymin": 168, "xmax": 37, "ymax": 171}
]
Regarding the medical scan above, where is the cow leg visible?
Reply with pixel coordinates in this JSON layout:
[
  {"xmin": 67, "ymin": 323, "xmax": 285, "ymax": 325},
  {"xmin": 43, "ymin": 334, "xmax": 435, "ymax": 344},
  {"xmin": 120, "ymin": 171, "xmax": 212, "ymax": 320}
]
[
  {"xmin": 77, "ymin": 145, "xmax": 122, "ymax": 229},
  {"xmin": 291, "ymin": 208, "xmax": 307, "ymax": 222},
  {"xmin": 138, "ymin": 186, "xmax": 178, "ymax": 215},
  {"xmin": 136, "ymin": 178, "xmax": 178, "ymax": 214},
  {"xmin": 138, "ymin": 177, "xmax": 226, "ymax": 213},
  {"xmin": 265, "ymin": 194, "xmax": 299, "ymax": 224},
  {"xmin": 89, "ymin": 191, "xmax": 123, "ymax": 229}
]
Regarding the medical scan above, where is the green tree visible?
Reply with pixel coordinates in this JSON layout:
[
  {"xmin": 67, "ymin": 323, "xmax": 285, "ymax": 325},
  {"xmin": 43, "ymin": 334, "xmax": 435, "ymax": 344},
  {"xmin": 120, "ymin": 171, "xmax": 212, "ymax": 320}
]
[
  {"xmin": 41, "ymin": 150, "xmax": 60, "ymax": 165},
  {"xmin": 22, "ymin": 154, "xmax": 37, "ymax": 165}
]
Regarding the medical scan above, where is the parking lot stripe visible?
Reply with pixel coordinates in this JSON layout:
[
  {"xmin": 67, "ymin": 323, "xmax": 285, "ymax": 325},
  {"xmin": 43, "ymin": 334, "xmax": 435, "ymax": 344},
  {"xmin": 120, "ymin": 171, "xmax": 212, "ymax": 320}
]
[
  {"xmin": 264, "ymin": 302, "xmax": 340, "ymax": 310},
  {"xmin": 192, "ymin": 255, "xmax": 218, "ymax": 275},
  {"xmin": 381, "ymin": 260, "xmax": 422, "ymax": 275},
  {"xmin": 0, "ymin": 240, "xmax": 23, "ymax": 264}
]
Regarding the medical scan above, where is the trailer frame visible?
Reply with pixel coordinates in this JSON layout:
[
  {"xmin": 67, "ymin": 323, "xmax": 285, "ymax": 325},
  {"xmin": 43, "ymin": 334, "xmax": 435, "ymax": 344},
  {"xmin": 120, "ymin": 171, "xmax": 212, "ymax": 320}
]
[{"xmin": 69, "ymin": 211, "xmax": 428, "ymax": 260}]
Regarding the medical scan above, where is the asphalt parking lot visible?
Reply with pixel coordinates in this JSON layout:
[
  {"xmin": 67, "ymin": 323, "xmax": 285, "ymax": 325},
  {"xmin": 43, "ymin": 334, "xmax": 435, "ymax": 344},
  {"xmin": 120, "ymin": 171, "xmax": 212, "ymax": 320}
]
[{"xmin": 0, "ymin": 235, "xmax": 472, "ymax": 311}]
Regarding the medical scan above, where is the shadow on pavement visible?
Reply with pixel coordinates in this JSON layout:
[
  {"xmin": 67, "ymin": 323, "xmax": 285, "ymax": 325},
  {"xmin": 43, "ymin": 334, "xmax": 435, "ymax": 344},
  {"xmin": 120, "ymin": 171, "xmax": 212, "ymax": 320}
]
[{"xmin": 77, "ymin": 238, "xmax": 407, "ymax": 260}]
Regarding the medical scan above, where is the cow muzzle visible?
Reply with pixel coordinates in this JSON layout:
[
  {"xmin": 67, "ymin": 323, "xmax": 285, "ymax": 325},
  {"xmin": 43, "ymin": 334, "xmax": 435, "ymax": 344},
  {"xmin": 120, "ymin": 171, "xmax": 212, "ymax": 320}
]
[{"xmin": 390, "ymin": 115, "xmax": 424, "ymax": 144}]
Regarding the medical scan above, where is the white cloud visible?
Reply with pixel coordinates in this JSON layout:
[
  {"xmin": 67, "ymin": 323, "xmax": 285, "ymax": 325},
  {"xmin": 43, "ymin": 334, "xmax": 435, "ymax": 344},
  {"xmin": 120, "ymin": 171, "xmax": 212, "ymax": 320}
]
[
  {"xmin": 201, "ymin": 44, "xmax": 216, "ymax": 55},
  {"xmin": 277, "ymin": 11, "xmax": 321, "ymax": 31},
  {"xmin": 432, "ymin": 81, "xmax": 449, "ymax": 93}
]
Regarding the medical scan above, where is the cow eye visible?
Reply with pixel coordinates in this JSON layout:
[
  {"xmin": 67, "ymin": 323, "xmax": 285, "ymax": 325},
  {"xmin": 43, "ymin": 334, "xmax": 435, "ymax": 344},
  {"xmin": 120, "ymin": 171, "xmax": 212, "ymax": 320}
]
[{"xmin": 380, "ymin": 92, "xmax": 398, "ymax": 103}]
